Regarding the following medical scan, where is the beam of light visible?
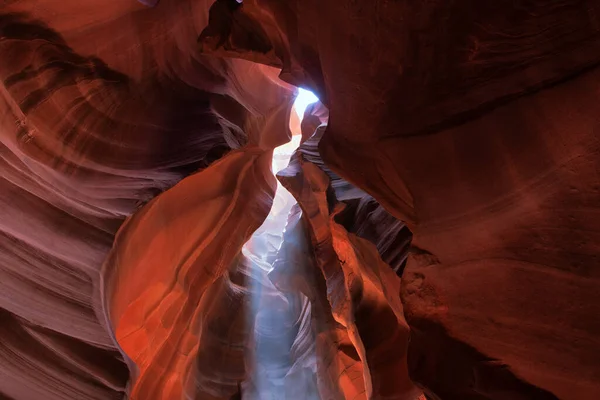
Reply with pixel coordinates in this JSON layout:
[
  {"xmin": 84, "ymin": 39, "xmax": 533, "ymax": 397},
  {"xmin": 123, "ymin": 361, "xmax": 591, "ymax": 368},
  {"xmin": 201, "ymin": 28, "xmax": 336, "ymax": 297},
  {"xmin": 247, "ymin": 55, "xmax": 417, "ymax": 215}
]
[
  {"xmin": 241, "ymin": 89, "xmax": 320, "ymax": 399},
  {"xmin": 243, "ymin": 88, "xmax": 319, "ymax": 267}
]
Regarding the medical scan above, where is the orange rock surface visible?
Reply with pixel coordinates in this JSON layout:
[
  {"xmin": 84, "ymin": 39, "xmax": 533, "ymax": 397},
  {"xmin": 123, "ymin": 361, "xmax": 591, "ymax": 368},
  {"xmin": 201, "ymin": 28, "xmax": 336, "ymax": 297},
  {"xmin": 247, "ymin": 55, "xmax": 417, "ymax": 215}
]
[{"xmin": 2, "ymin": 0, "xmax": 600, "ymax": 399}]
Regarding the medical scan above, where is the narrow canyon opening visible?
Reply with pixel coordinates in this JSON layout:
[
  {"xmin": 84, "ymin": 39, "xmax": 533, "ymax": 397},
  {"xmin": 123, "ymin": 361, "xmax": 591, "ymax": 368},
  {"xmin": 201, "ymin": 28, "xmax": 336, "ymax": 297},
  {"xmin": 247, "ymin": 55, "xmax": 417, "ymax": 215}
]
[
  {"xmin": 2, "ymin": 1, "xmax": 598, "ymax": 399},
  {"xmin": 241, "ymin": 88, "xmax": 320, "ymax": 399},
  {"xmin": 241, "ymin": 88, "xmax": 318, "ymax": 272}
]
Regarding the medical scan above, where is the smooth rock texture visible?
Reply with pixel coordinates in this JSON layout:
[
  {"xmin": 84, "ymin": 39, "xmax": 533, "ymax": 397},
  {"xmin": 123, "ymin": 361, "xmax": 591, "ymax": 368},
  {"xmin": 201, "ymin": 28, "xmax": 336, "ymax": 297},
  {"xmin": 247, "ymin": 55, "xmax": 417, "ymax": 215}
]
[
  {"xmin": 0, "ymin": 2, "xmax": 294, "ymax": 398},
  {"xmin": 276, "ymin": 152, "xmax": 421, "ymax": 400},
  {"xmin": 102, "ymin": 147, "xmax": 276, "ymax": 399},
  {"xmin": 2, "ymin": 0, "xmax": 600, "ymax": 399},
  {"xmin": 199, "ymin": 0, "xmax": 600, "ymax": 398}
]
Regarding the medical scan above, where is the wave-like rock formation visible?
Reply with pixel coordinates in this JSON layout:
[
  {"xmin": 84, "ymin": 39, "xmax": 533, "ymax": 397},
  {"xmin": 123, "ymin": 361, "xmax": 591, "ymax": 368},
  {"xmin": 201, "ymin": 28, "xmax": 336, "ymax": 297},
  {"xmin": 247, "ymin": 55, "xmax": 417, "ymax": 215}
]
[
  {"xmin": 198, "ymin": 0, "xmax": 600, "ymax": 398},
  {"xmin": 0, "ymin": 2, "xmax": 293, "ymax": 398},
  {"xmin": 2, "ymin": 0, "xmax": 600, "ymax": 399},
  {"xmin": 103, "ymin": 147, "xmax": 277, "ymax": 399},
  {"xmin": 276, "ymin": 149, "xmax": 422, "ymax": 400}
]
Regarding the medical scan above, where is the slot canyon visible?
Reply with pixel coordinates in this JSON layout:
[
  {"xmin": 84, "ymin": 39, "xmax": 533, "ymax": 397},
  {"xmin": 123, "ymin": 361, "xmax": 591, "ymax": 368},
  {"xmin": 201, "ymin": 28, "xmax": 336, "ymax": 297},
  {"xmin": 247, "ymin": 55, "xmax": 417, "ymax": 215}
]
[{"xmin": 1, "ymin": 0, "xmax": 600, "ymax": 399}]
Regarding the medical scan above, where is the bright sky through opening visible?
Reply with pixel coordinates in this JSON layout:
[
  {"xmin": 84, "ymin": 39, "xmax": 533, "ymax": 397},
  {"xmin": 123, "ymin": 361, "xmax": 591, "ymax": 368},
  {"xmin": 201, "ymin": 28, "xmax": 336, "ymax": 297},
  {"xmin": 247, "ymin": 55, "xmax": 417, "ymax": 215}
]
[{"xmin": 293, "ymin": 88, "xmax": 319, "ymax": 119}]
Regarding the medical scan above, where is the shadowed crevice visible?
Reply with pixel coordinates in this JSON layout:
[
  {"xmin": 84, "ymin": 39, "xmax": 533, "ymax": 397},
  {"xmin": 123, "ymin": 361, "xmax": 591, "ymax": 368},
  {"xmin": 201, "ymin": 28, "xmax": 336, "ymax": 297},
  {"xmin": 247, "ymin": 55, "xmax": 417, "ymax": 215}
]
[{"xmin": 407, "ymin": 318, "xmax": 560, "ymax": 400}]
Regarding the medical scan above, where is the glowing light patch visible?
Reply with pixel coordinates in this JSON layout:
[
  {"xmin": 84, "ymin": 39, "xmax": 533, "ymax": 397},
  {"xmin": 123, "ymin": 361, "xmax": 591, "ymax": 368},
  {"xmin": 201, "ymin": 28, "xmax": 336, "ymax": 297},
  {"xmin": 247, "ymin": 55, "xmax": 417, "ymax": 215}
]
[
  {"xmin": 293, "ymin": 88, "xmax": 319, "ymax": 119},
  {"xmin": 241, "ymin": 85, "xmax": 321, "ymax": 399}
]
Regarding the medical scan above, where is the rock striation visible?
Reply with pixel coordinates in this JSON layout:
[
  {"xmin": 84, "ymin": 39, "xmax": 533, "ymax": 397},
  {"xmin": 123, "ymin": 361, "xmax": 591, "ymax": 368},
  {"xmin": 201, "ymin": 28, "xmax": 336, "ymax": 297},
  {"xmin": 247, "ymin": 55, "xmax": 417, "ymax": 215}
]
[{"xmin": 1, "ymin": 0, "xmax": 600, "ymax": 399}]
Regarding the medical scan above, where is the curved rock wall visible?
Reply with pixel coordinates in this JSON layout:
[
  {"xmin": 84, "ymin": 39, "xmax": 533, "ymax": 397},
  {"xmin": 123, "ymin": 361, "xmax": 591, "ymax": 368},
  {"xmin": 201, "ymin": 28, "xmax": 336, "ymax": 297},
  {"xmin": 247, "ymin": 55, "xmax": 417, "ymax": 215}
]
[
  {"xmin": 200, "ymin": 0, "xmax": 600, "ymax": 398},
  {"xmin": 0, "ymin": 2, "xmax": 293, "ymax": 398},
  {"xmin": 2, "ymin": 0, "xmax": 600, "ymax": 399}
]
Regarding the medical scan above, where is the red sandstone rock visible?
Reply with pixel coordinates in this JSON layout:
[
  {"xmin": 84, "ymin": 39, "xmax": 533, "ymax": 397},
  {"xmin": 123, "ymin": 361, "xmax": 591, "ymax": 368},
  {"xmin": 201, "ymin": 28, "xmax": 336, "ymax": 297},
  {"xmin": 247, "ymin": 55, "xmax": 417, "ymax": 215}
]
[
  {"xmin": 103, "ymin": 148, "xmax": 276, "ymax": 399},
  {"xmin": 277, "ymin": 152, "xmax": 421, "ymax": 400},
  {"xmin": 2, "ymin": 0, "xmax": 600, "ymax": 399},
  {"xmin": 0, "ymin": 3, "xmax": 293, "ymax": 398},
  {"xmin": 199, "ymin": 1, "xmax": 600, "ymax": 398}
]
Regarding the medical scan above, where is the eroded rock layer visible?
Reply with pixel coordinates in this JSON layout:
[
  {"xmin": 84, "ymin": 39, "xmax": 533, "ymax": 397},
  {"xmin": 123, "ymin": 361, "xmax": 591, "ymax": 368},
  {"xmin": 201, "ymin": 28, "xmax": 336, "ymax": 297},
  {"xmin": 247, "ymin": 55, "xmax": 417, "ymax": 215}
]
[
  {"xmin": 2, "ymin": 0, "xmax": 600, "ymax": 399},
  {"xmin": 276, "ymin": 150, "xmax": 421, "ymax": 400},
  {"xmin": 200, "ymin": 0, "xmax": 600, "ymax": 398},
  {"xmin": 0, "ymin": 2, "xmax": 294, "ymax": 398}
]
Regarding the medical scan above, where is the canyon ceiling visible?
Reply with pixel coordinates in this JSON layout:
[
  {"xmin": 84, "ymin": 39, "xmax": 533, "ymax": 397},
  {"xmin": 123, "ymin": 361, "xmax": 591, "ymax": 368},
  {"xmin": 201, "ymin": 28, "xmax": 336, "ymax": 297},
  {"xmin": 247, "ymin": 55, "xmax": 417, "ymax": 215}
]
[{"xmin": 1, "ymin": 0, "xmax": 599, "ymax": 399}]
